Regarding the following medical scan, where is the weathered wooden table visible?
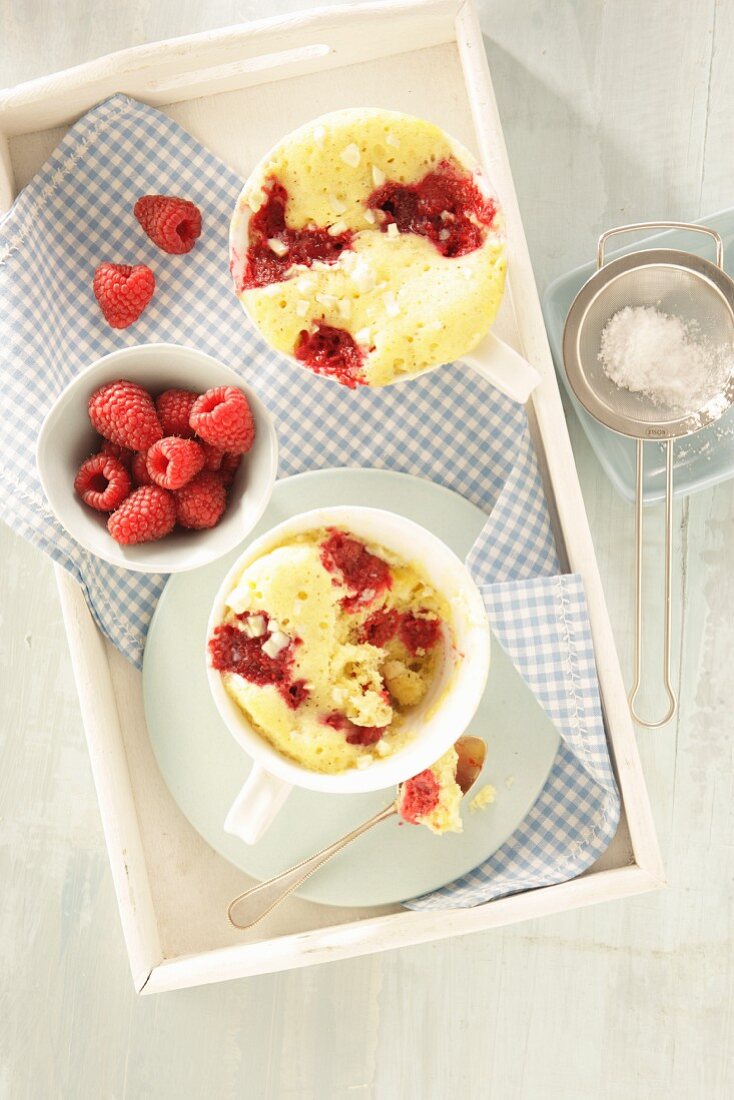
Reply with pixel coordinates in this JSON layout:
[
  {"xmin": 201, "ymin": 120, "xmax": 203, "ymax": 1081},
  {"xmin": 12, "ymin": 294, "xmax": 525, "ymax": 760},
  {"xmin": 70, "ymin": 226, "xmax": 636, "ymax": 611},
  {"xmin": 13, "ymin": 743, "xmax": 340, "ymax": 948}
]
[{"xmin": 1, "ymin": 1, "xmax": 731, "ymax": 1096}]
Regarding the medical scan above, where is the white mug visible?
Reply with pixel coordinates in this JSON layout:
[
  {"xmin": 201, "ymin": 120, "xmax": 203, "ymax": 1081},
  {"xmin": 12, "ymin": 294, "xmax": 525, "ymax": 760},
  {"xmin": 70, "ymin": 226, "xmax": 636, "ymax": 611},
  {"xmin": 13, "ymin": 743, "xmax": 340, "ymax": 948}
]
[
  {"xmin": 230, "ymin": 108, "xmax": 541, "ymax": 406},
  {"xmin": 206, "ymin": 506, "xmax": 491, "ymax": 844}
]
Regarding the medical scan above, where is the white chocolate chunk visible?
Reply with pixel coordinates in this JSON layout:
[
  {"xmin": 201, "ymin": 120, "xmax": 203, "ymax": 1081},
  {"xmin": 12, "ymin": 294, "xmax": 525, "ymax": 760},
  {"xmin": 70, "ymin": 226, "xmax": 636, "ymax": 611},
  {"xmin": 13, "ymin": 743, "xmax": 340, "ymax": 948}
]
[
  {"xmin": 351, "ymin": 258, "xmax": 377, "ymax": 292},
  {"xmin": 340, "ymin": 143, "xmax": 361, "ymax": 168},
  {"xmin": 296, "ymin": 275, "xmax": 316, "ymax": 294},
  {"xmin": 267, "ymin": 238, "xmax": 289, "ymax": 257},
  {"xmin": 296, "ymin": 300, "xmax": 309, "ymax": 317},
  {"xmin": 363, "ymin": 208, "xmax": 376, "ymax": 224},
  {"xmin": 249, "ymin": 614, "xmax": 267, "ymax": 637},
  {"xmin": 262, "ymin": 631, "xmax": 291, "ymax": 659},
  {"xmin": 371, "ymin": 165, "xmax": 386, "ymax": 186},
  {"xmin": 384, "ymin": 290, "xmax": 400, "ymax": 318},
  {"xmin": 386, "ymin": 222, "xmax": 399, "ymax": 239}
]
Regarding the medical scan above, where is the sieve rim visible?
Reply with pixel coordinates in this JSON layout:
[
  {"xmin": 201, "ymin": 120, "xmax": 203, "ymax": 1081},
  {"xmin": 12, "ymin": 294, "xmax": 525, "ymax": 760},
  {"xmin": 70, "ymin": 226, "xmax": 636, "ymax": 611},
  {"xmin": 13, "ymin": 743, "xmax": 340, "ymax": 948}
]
[{"xmin": 562, "ymin": 248, "xmax": 734, "ymax": 440}]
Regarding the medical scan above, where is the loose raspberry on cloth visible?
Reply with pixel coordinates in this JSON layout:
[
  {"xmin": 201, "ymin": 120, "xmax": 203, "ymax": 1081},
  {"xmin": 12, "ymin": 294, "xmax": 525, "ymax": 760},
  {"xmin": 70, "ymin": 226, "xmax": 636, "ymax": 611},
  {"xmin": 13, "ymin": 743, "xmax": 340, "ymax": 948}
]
[
  {"xmin": 93, "ymin": 262, "xmax": 156, "ymax": 329},
  {"xmin": 134, "ymin": 194, "xmax": 202, "ymax": 255}
]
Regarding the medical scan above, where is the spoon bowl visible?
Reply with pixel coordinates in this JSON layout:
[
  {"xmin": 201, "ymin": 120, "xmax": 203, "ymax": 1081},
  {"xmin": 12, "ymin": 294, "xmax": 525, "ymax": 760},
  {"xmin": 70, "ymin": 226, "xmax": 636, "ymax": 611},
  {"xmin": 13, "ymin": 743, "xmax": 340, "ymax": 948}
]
[{"xmin": 454, "ymin": 734, "xmax": 488, "ymax": 795}]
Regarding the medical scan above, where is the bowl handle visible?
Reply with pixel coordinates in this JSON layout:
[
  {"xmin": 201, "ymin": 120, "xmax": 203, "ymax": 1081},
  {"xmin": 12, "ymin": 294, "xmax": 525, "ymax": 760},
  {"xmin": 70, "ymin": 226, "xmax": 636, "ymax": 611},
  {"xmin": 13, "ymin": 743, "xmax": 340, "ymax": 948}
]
[
  {"xmin": 461, "ymin": 331, "xmax": 541, "ymax": 403},
  {"xmin": 224, "ymin": 764, "xmax": 293, "ymax": 845}
]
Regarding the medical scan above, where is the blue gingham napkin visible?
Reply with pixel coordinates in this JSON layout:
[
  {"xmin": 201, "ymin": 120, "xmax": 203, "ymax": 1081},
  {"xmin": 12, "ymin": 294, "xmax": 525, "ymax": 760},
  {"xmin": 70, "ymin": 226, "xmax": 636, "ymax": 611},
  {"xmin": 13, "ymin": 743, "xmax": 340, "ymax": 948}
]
[{"xmin": 0, "ymin": 95, "xmax": 620, "ymax": 907}]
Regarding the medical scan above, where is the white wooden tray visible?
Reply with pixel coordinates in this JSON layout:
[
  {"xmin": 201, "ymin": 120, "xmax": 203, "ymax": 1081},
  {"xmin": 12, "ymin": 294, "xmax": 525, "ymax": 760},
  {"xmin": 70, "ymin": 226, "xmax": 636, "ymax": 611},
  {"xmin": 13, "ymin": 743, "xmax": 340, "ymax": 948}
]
[{"xmin": 0, "ymin": 0, "xmax": 664, "ymax": 994}]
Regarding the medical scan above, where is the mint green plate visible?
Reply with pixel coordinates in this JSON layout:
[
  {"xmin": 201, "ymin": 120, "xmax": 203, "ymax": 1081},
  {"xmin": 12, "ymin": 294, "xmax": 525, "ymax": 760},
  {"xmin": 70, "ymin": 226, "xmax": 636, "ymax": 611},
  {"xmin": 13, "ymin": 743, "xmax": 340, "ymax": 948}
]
[{"xmin": 143, "ymin": 469, "xmax": 560, "ymax": 908}]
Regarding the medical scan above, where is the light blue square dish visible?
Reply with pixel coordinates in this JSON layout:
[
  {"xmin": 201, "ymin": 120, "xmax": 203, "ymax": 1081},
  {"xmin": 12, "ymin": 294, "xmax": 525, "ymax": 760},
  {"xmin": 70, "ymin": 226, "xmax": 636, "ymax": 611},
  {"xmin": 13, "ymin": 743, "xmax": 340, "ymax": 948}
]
[{"xmin": 543, "ymin": 210, "xmax": 734, "ymax": 504}]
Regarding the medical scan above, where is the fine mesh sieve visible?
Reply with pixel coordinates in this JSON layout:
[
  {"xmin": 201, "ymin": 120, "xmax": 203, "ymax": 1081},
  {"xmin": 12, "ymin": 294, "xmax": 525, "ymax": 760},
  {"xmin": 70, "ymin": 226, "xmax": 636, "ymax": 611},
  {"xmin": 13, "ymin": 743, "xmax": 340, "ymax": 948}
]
[{"xmin": 563, "ymin": 222, "xmax": 734, "ymax": 728}]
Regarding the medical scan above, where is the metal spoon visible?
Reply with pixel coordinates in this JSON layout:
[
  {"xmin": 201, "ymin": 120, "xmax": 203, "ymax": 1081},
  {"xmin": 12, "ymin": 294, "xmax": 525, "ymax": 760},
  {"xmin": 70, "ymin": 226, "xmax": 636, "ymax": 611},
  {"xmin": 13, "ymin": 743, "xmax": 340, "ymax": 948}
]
[{"xmin": 227, "ymin": 735, "xmax": 487, "ymax": 930}]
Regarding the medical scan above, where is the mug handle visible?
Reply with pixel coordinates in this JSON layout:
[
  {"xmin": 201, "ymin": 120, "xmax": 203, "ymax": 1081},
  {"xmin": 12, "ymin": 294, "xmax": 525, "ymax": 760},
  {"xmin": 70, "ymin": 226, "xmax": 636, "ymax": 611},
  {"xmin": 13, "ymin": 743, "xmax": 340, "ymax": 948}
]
[
  {"xmin": 224, "ymin": 764, "xmax": 293, "ymax": 845},
  {"xmin": 461, "ymin": 330, "xmax": 541, "ymax": 404}
]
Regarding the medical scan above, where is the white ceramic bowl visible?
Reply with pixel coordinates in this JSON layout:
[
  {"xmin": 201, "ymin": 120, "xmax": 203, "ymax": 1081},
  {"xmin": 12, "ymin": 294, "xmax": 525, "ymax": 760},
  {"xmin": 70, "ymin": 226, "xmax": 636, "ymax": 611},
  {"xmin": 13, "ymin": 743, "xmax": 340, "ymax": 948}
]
[
  {"xmin": 37, "ymin": 343, "xmax": 278, "ymax": 573},
  {"xmin": 206, "ymin": 505, "xmax": 490, "ymax": 843}
]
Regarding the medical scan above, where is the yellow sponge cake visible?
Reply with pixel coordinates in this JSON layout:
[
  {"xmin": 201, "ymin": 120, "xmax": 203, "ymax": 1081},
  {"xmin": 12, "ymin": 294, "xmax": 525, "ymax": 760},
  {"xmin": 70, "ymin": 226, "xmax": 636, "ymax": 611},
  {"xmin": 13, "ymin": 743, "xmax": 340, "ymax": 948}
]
[
  {"xmin": 231, "ymin": 109, "xmax": 506, "ymax": 388},
  {"xmin": 208, "ymin": 526, "xmax": 450, "ymax": 774}
]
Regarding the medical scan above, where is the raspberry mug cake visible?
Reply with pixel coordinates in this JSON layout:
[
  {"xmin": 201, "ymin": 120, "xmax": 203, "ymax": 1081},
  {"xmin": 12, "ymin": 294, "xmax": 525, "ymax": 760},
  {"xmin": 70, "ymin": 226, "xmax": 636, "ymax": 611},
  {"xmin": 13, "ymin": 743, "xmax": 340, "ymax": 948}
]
[
  {"xmin": 230, "ymin": 109, "xmax": 507, "ymax": 390},
  {"xmin": 209, "ymin": 526, "xmax": 450, "ymax": 774},
  {"xmin": 206, "ymin": 506, "xmax": 491, "ymax": 844}
]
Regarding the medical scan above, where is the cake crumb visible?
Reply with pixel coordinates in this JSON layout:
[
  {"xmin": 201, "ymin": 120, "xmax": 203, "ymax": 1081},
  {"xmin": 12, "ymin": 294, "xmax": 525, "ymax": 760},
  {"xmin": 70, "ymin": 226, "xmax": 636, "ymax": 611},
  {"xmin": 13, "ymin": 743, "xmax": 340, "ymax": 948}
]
[
  {"xmin": 469, "ymin": 783, "xmax": 496, "ymax": 813},
  {"xmin": 505, "ymin": 775, "xmax": 515, "ymax": 789}
]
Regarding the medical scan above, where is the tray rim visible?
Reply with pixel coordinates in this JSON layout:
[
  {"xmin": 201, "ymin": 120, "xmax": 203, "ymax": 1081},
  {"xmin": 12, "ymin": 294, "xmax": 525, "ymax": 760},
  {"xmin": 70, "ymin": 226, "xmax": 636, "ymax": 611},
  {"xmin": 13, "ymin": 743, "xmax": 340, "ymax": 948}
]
[{"xmin": 1, "ymin": 0, "xmax": 664, "ymax": 994}]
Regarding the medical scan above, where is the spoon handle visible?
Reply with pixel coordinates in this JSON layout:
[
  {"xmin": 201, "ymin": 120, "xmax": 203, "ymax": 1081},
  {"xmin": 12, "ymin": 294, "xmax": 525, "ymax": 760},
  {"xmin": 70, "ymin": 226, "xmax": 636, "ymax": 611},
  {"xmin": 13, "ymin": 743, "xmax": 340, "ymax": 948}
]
[{"xmin": 228, "ymin": 803, "xmax": 397, "ymax": 929}]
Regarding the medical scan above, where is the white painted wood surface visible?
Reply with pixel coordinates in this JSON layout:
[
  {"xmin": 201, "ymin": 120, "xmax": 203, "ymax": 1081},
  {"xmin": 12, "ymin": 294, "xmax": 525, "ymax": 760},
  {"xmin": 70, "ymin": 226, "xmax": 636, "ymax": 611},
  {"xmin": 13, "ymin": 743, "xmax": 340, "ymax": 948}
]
[{"xmin": 0, "ymin": 1, "xmax": 731, "ymax": 1096}]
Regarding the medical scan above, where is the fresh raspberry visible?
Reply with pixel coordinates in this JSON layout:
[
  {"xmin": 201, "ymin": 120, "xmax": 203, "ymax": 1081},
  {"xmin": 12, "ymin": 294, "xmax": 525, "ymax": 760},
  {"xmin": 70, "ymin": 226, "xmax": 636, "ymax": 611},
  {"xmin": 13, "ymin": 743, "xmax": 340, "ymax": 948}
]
[
  {"xmin": 131, "ymin": 451, "xmax": 153, "ymax": 486},
  {"xmin": 93, "ymin": 263, "xmax": 155, "ymax": 328},
  {"xmin": 189, "ymin": 386, "xmax": 255, "ymax": 454},
  {"xmin": 219, "ymin": 452, "xmax": 242, "ymax": 487},
  {"xmin": 175, "ymin": 470, "xmax": 226, "ymax": 529},
  {"xmin": 100, "ymin": 439, "xmax": 133, "ymax": 469},
  {"xmin": 155, "ymin": 389, "xmax": 198, "ymax": 438},
  {"xmin": 199, "ymin": 441, "xmax": 224, "ymax": 471},
  {"xmin": 107, "ymin": 485, "xmax": 176, "ymax": 545},
  {"xmin": 74, "ymin": 453, "xmax": 131, "ymax": 512},
  {"xmin": 88, "ymin": 379, "xmax": 163, "ymax": 452},
  {"xmin": 146, "ymin": 436, "xmax": 205, "ymax": 490},
  {"xmin": 134, "ymin": 195, "xmax": 202, "ymax": 254}
]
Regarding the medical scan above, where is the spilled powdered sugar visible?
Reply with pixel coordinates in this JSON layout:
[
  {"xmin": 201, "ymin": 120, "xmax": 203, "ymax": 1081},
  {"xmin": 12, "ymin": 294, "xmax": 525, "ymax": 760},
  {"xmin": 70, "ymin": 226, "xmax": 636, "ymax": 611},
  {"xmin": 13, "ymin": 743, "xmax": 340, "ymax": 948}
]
[{"xmin": 598, "ymin": 305, "xmax": 734, "ymax": 414}]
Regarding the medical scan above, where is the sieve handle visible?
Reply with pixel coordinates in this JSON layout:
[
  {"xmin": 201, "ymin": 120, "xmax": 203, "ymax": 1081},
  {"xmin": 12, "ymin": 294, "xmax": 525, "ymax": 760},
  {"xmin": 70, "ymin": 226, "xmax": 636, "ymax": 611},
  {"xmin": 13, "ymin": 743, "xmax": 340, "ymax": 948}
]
[
  {"xmin": 628, "ymin": 439, "xmax": 678, "ymax": 728},
  {"xmin": 597, "ymin": 222, "xmax": 724, "ymax": 270}
]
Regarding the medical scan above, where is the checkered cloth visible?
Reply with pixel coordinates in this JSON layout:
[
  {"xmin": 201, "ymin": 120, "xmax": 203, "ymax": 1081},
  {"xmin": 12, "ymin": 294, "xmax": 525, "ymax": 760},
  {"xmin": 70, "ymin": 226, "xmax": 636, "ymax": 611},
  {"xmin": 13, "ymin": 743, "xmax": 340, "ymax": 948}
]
[{"xmin": 0, "ymin": 95, "xmax": 620, "ymax": 907}]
